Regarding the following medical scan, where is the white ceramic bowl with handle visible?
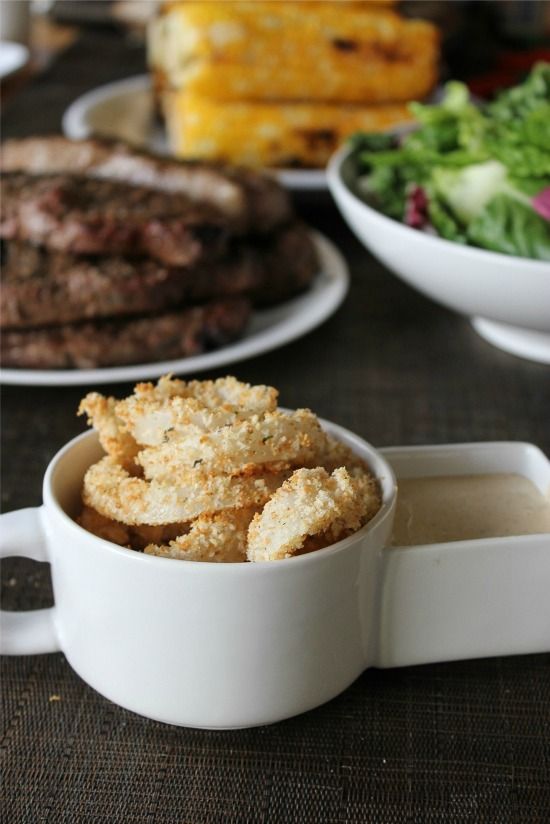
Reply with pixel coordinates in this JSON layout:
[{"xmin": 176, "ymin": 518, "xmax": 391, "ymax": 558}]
[
  {"xmin": 0, "ymin": 422, "xmax": 396, "ymax": 729},
  {"xmin": 2, "ymin": 423, "xmax": 550, "ymax": 728},
  {"xmin": 327, "ymin": 145, "xmax": 550, "ymax": 363}
]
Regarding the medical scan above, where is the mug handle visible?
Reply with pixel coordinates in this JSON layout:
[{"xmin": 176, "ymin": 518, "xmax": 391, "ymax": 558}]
[
  {"xmin": 374, "ymin": 536, "xmax": 550, "ymax": 668},
  {"xmin": 0, "ymin": 507, "xmax": 60, "ymax": 655}
]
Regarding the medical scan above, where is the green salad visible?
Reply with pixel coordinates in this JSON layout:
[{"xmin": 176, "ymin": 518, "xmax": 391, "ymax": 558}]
[{"xmin": 350, "ymin": 63, "xmax": 550, "ymax": 261}]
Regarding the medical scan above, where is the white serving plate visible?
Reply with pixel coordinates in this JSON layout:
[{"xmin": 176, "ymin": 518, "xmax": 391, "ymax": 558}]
[
  {"xmin": 0, "ymin": 231, "xmax": 348, "ymax": 387},
  {"xmin": 328, "ymin": 145, "xmax": 550, "ymax": 364},
  {"xmin": 378, "ymin": 441, "xmax": 550, "ymax": 668},
  {"xmin": 62, "ymin": 74, "xmax": 328, "ymax": 191}
]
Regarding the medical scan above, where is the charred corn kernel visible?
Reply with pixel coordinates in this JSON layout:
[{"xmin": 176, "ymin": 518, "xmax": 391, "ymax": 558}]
[
  {"xmin": 163, "ymin": 92, "xmax": 413, "ymax": 167},
  {"xmin": 160, "ymin": 0, "xmax": 399, "ymax": 13},
  {"xmin": 149, "ymin": 1, "xmax": 438, "ymax": 103}
]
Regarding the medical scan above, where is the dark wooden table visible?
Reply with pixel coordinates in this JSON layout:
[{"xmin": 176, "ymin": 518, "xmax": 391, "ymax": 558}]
[{"xmin": 2, "ymin": 27, "xmax": 549, "ymax": 824}]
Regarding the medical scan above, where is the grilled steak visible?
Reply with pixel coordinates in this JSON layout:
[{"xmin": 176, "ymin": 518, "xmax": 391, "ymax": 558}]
[
  {"xmin": 1, "ymin": 243, "xmax": 192, "ymax": 327},
  {"xmin": 0, "ymin": 139, "xmax": 315, "ymax": 372},
  {"xmin": 0, "ymin": 136, "xmax": 293, "ymax": 233},
  {"xmin": 251, "ymin": 222, "xmax": 319, "ymax": 306},
  {"xmin": 0, "ymin": 173, "xmax": 229, "ymax": 265},
  {"xmin": 0, "ymin": 298, "xmax": 251, "ymax": 369},
  {"xmin": 1, "ymin": 223, "xmax": 318, "ymax": 328}
]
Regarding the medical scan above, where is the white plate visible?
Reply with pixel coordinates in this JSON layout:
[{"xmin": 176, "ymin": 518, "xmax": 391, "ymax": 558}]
[
  {"xmin": 0, "ymin": 40, "xmax": 29, "ymax": 80},
  {"xmin": 0, "ymin": 231, "xmax": 348, "ymax": 387},
  {"xmin": 61, "ymin": 74, "xmax": 327, "ymax": 191}
]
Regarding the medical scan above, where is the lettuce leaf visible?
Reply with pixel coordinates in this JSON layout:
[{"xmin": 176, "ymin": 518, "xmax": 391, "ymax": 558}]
[
  {"xmin": 467, "ymin": 195, "xmax": 550, "ymax": 260},
  {"xmin": 350, "ymin": 64, "xmax": 550, "ymax": 260},
  {"xmin": 488, "ymin": 62, "xmax": 550, "ymax": 122},
  {"xmin": 426, "ymin": 197, "xmax": 468, "ymax": 244},
  {"xmin": 356, "ymin": 164, "xmax": 408, "ymax": 219}
]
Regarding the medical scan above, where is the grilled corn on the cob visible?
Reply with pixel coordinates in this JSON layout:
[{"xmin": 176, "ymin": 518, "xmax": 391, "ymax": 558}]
[
  {"xmin": 164, "ymin": 92, "xmax": 413, "ymax": 167},
  {"xmin": 150, "ymin": 1, "xmax": 439, "ymax": 103}
]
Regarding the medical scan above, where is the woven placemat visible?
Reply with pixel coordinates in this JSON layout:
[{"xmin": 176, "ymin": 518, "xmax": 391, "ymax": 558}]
[{"xmin": 2, "ymin": 646, "xmax": 549, "ymax": 823}]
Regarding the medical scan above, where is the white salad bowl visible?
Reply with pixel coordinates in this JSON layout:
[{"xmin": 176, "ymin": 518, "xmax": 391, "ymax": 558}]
[{"xmin": 327, "ymin": 145, "xmax": 550, "ymax": 363}]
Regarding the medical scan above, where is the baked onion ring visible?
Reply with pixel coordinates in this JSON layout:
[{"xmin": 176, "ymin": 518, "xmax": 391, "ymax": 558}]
[
  {"xmin": 144, "ymin": 507, "xmax": 257, "ymax": 562},
  {"xmin": 131, "ymin": 374, "xmax": 277, "ymax": 410},
  {"xmin": 116, "ymin": 389, "xmax": 278, "ymax": 447},
  {"xmin": 136, "ymin": 409, "xmax": 325, "ymax": 479},
  {"xmin": 77, "ymin": 505, "xmax": 189, "ymax": 550},
  {"xmin": 246, "ymin": 467, "xmax": 377, "ymax": 562},
  {"xmin": 307, "ymin": 433, "xmax": 370, "ymax": 474},
  {"xmin": 78, "ymin": 393, "xmax": 139, "ymax": 466},
  {"xmin": 82, "ymin": 456, "xmax": 287, "ymax": 525}
]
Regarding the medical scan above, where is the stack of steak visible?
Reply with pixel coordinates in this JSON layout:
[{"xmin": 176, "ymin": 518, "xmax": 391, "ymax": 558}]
[{"xmin": 0, "ymin": 137, "xmax": 318, "ymax": 369}]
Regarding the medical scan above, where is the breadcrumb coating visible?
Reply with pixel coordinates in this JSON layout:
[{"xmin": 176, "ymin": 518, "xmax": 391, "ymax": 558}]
[
  {"xmin": 78, "ymin": 505, "xmax": 189, "ymax": 550},
  {"xmin": 83, "ymin": 456, "xmax": 286, "ymax": 525},
  {"xmin": 136, "ymin": 409, "xmax": 325, "ymax": 479},
  {"xmin": 307, "ymin": 433, "xmax": 369, "ymax": 474},
  {"xmin": 133, "ymin": 374, "xmax": 278, "ymax": 410},
  {"xmin": 144, "ymin": 507, "xmax": 257, "ymax": 562},
  {"xmin": 116, "ymin": 378, "xmax": 278, "ymax": 447},
  {"xmin": 78, "ymin": 392, "xmax": 139, "ymax": 466},
  {"xmin": 247, "ymin": 467, "xmax": 379, "ymax": 561},
  {"xmin": 77, "ymin": 375, "xmax": 382, "ymax": 561}
]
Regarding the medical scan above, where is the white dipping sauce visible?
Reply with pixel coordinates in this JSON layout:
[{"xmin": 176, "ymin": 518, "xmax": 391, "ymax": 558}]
[{"xmin": 392, "ymin": 473, "xmax": 550, "ymax": 546}]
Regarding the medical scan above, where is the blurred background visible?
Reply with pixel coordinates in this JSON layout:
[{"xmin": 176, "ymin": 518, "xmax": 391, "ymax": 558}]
[
  {"xmin": 2, "ymin": 0, "xmax": 550, "ymax": 162},
  {"xmin": 4, "ymin": 1, "xmax": 549, "ymax": 88},
  {"xmin": 1, "ymin": 1, "xmax": 549, "ymax": 370}
]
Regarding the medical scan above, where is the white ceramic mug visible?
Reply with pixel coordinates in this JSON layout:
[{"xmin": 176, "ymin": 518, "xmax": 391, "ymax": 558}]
[
  {"xmin": 0, "ymin": 421, "xmax": 396, "ymax": 729},
  {"xmin": 1, "ymin": 427, "xmax": 549, "ymax": 729}
]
